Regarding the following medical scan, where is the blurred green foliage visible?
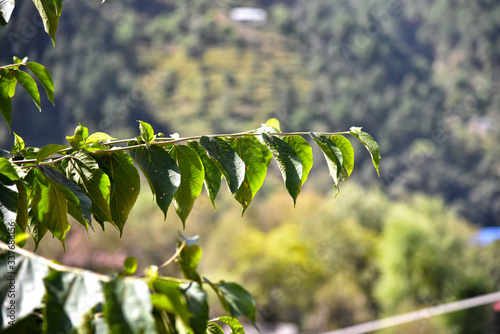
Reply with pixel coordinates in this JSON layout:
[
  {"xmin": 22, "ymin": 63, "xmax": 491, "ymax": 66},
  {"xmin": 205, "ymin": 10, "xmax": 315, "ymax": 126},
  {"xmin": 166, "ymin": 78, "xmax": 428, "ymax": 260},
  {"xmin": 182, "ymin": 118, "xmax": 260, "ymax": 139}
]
[
  {"xmin": 2, "ymin": 0, "xmax": 500, "ymax": 331},
  {"xmin": 30, "ymin": 182, "xmax": 499, "ymax": 332}
]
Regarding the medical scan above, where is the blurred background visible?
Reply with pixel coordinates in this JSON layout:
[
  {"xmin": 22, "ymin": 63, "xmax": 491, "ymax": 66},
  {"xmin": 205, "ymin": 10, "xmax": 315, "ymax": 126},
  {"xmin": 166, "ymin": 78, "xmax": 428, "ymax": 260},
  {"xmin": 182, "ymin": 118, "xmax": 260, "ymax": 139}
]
[{"xmin": 1, "ymin": 0, "xmax": 500, "ymax": 333}]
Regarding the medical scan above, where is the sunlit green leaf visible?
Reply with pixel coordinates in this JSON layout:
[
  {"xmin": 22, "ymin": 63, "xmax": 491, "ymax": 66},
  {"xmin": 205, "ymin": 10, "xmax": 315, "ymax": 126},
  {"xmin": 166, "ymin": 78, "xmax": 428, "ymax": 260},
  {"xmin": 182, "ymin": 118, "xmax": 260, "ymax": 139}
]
[
  {"xmin": 28, "ymin": 215, "xmax": 47, "ymax": 250},
  {"xmin": 207, "ymin": 322, "xmax": 225, "ymax": 334},
  {"xmin": 265, "ymin": 118, "xmax": 281, "ymax": 132},
  {"xmin": 310, "ymin": 132, "xmax": 343, "ymax": 189},
  {"xmin": 15, "ymin": 181, "xmax": 29, "ymax": 232},
  {"xmin": 66, "ymin": 153, "xmax": 112, "ymax": 227},
  {"xmin": 0, "ymin": 158, "xmax": 19, "ymax": 181},
  {"xmin": 66, "ymin": 123, "xmax": 89, "ymax": 149},
  {"xmin": 262, "ymin": 133, "xmax": 302, "ymax": 205},
  {"xmin": 92, "ymin": 151, "xmax": 140, "ymax": 235},
  {"xmin": 25, "ymin": 62, "xmax": 55, "ymax": 104},
  {"xmin": 284, "ymin": 135, "xmax": 313, "ymax": 192},
  {"xmin": 213, "ymin": 317, "xmax": 245, "ymax": 334},
  {"xmin": 36, "ymin": 144, "xmax": 68, "ymax": 162},
  {"xmin": 30, "ymin": 169, "xmax": 70, "ymax": 243},
  {"xmin": 86, "ymin": 132, "xmax": 116, "ymax": 144},
  {"xmin": 187, "ymin": 141, "xmax": 221, "ymax": 210},
  {"xmin": 0, "ymin": 174, "xmax": 17, "ymax": 242},
  {"xmin": 0, "ymin": 69, "xmax": 16, "ymax": 98},
  {"xmin": 44, "ymin": 270, "xmax": 104, "ymax": 334},
  {"xmin": 199, "ymin": 136, "xmax": 245, "ymax": 194},
  {"xmin": 217, "ymin": 282, "xmax": 257, "ymax": 328},
  {"xmin": 229, "ymin": 137, "xmax": 271, "ymax": 214},
  {"xmin": 103, "ymin": 278, "xmax": 156, "ymax": 334},
  {"xmin": 138, "ymin": 121, "xmax": 156, "ymax": 143},
  {"xmin": 349, "ymin": 127, "xmax": 380, "ymax": 176},
  {"xmin": 182, "ymin": 282, "xmax": 208, "ymax": 334},
  {"xmin": 0, "ymin": 251, "xmax": 49, "ymax": 327},
  {"xmin": 151, "ymin": 279, "xmax": 191, "ymax": 331},
  {"xmin": 178, "ymin": 244, "xmax": 202, "ymax": 282},
  {"xmin": 129, "ymin": 145, "xmax": 180, "ymax": 219},
  {"xmin": 9, "ymin": 69, "xmax": 41, "ymax": 111},
  {"xmin": 123, "ymin": 257, "xmax": 137, "ymax": 275},
  {"xmin": 32, "ymin": 0, "xmax": 63, "ymax": 45},
  {"xmin": 39, "ymin": 165, "xmax": 92, "ymax": 230},
  {"xmin": 0, "ymin": 69, "xmax": 16, "ymax": 129},
  {"xmin": 12, "ymin": 132, "xmax": 24, "ymax": 154},
  {"xmin": 170, "ymin": 145, "xmax": 204, "ymax": 226},
  {"xmin": 333, "ymin": 135, "xmax": 355, "ymax": 179}
]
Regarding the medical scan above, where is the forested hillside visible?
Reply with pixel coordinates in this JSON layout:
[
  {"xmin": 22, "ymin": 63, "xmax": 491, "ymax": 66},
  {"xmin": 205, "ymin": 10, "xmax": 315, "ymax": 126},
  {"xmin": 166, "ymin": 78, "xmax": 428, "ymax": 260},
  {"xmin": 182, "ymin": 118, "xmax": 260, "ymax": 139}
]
[{"xmin": 1, "ymin": 0, "xmax": 498, "ymax": 226}]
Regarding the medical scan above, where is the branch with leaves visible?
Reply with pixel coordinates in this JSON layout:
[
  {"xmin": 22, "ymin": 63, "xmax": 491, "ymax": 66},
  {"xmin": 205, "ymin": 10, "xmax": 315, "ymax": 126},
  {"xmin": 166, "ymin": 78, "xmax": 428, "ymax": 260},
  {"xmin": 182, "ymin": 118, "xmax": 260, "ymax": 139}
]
[
  {"xmin": 0, "ymin": 118, "xmax": 380, "ymax": 248},
  {"xmin": 0, "ymin": 235, "xmax": 258, "ymax": 334}
]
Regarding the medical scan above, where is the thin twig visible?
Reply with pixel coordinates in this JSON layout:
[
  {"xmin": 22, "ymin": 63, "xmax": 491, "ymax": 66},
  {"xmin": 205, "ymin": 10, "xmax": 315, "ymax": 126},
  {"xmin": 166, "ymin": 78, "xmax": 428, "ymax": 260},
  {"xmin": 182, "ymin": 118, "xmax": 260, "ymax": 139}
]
[
  {"xmin": 157, "ymin": 241, "xmax": 186, "ymax": 271},
  {"xmin": 7, "ymin": 130, "xmax": 352, "ymax": 166}
]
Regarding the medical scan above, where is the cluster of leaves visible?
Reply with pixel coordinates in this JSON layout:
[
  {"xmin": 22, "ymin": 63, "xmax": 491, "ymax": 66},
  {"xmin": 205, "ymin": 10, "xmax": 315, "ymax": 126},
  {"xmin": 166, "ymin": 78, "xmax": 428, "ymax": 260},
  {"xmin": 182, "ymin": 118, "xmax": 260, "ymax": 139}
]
[
  {"xmin": 0, "ymin": 57, "xmax": 54, "ymax": 130},
  {"xmin": 0, "ymin": 236, "xmax": 258, "ymax": 334},
  {"xmin": 0, "ymin": 0, "xmax": 62, "ymax": 44},
  {"xmin": 0, "ymin": 118, "xmax": 380, "ymax": 248}
]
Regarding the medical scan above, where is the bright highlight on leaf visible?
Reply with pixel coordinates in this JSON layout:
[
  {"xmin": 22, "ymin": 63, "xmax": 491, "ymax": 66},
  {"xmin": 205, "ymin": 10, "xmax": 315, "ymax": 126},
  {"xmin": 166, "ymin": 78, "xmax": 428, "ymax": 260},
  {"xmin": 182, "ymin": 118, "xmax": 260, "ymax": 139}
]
[{"xmin": 349, "ymin": 127, "xmax": 381, "ymax": 176}]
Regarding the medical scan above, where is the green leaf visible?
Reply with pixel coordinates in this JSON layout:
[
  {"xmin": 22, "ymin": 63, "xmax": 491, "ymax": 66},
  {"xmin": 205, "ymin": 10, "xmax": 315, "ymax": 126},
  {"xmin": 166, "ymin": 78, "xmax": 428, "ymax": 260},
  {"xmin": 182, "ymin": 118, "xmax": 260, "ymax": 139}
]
[
  {"xmin": 25, "ymin": 62, "xmax": 55, "ymax": 104},
  {"xmin": 151, "ymin": 279, "xmax": 191, "ymax": 331},
  {"xmin": 44, "ymin": 270, "xmax": 104, "ymax": 334},
  {"xmin": 199, "ymin": 136, "xmax": 245, "ymax": 194},
  {"xmin": 284, "ymin": 135, "xmax": 313, "ymax": 191},
  {"xmin": 86, "ymin": 132, "xmax": 116, "ymax": 144},
  {"xmin": 229, "ymin": 137, "xmax": 272, "ymax": 214},
  {"xmin": 332, "ymin": 135, "xmax": 355, "ymax": 179},
  {"xmin": 103, "ymin": 278, "xmax": 156, "ymax": 334},
  {"xmin": 265, "ymin": 118, "xmax": 281, "ymax": 132},
  {"xmin": 310, "ymin": 132, "xmax": 343, "ymax": 189},
  {"xmin": 217, "ymin": 282, "xmax": 257, "ymax": 328},
  {"xmin": 170, "ymin": 145, "xmax": 204, "ymax": 226},
  {"xmin": 138, "ymin": 121, "xmax": 156, "ymax": 143},
  {"xmin": 12, "ymin": 57, "xmax": 25, "ymax": 65},
  {"xmin": 0, "ymin": 0, "xmax": 15, "ymax": 26},
  {"xmin": 0, "ymin": 69, "xmax": 16, "ymax": 129},
  {"xmin": 36, "ymin": 144, "xmax": 68, "ymax": 162},
  {"xmin": 187, "ymin": 141, "xmax": 221, "ymax": 210},
  {"xmin": 262, "ymin": 133, "xmax": 303, "ymax": 205},
  {"xmin": 349, "ymin": 127, "xmax": 380, "ymax": 176},
  {"xmin": 39, "ymin": 165, "xmax": 92, "ymax": 230},
  {"xmin": 178, "ymin": 244, "xmax": 202, "ymax": 282},
  {"xmin": 0, "ymin": 158, "xmax": 19, "ymax": 181},
  {"xmin": 213, "ymin": 317, "xmax": 245, "ymax": 334},
  {"xmin": 92, "ymin": 151, "xmax": 140, "ymax": 235},
  {"xmin": 32, "ymin": 0, "xmax": 63, "ymax": 45},
  {"xmin": 28, "ymin": 215, "xmax": 48, "ymax": 250},
  {"xmin": 9, "ymin": 69, "xmax": 41, "ymax": 111},
  {"xmin": 65, "ymin": 153, "xmax": 112, "ymax": 227},
  {"xmin": 123, "ymin": 257, "xmax": 137, "ymax": 275},
  {"xmin": 207, "ymin": 322, "xmax": 225, "ymax": 334},
  {"xmin": 30, "ymin": 169, "xmax": 70, "ymax": 242},
  {"xmin": 12, "ymin": 132, "xmax": 24, "ymax": 154},
  {"xmin": 15, "ymin": 181, "xmax": 29, "ymax": 232},
  {"xmin": 0, "ymin": 69, "xmax": 16, "ymax": 98},
  {"xmin": 0, "ymin": 174, "xmax": 17, "ymax": 242},
  {"xmin": 129, "ymin": 145, "xmax": 180, "ymax": 219},
  {"xmin": 0, "ymin": 251, "xmax": 49, "ymax": 327},
  {"xmin": 66, "ymin": 123, "xmax": 89, "ymax": 149},
  {"xmin": 182, "ymin": 282, "xmax": 209, "ymax": 334}
]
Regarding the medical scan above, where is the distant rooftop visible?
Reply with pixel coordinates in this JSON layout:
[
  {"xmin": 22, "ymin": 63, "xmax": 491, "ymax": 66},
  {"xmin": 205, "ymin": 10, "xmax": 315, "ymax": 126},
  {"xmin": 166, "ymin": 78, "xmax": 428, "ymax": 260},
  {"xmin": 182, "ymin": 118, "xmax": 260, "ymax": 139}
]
[{"xmin": 229, "ymin": 7, "xmax": 267, "ymax": 23}]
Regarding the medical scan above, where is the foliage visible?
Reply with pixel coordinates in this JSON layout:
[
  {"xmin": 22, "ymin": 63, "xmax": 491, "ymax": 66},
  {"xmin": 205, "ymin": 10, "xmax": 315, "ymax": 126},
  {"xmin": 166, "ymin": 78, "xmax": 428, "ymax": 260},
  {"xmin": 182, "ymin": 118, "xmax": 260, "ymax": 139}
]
[
  {"xmin": 0, "ymin": 239, "xmax": 259, "ymax": 334},
  {"xmin": 0, "ymin": 118, "xmax": 380, "ymax": 247},
  {"xmin": 0, "ymin": 1, "xmax": 384, "ymax": 333}
]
